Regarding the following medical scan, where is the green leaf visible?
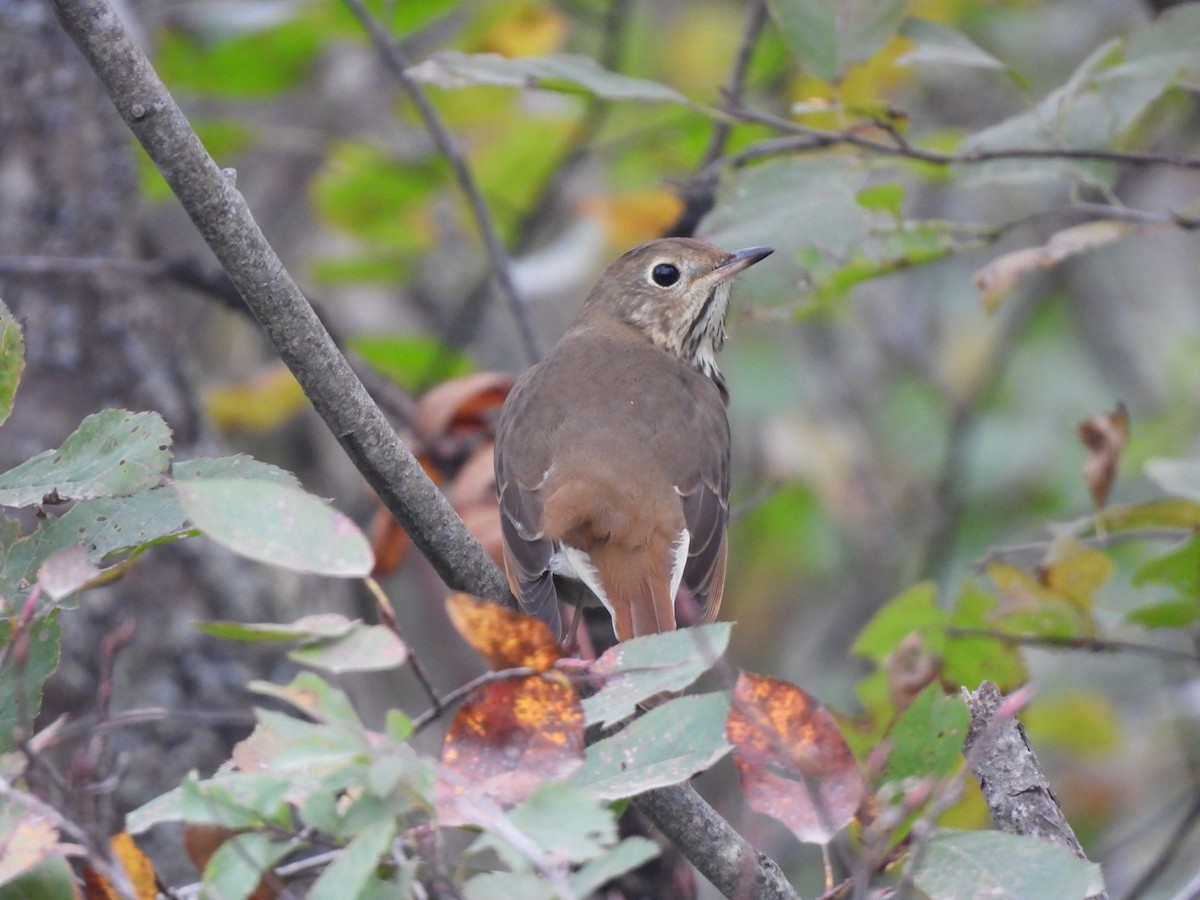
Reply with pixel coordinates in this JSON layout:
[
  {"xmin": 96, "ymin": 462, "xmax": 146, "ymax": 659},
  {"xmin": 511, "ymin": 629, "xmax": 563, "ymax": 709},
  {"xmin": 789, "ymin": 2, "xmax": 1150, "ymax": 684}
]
[
  {"xmin": 464, "ymin": 873, "xmax": 555, "ymax": 900},
  {"xmin": 0, "ymin": 488, "xmax": 191, "ymax": 607},
  {"xmin": 569, "ymin": 693, "xmax": 731, "ymax": 800},
  {"xmin": 157, "ymin": 19, "xmax": 323, "ymax": 98},
  {"xmin": 852, "ymin": 581, "xmax": 946, "ymax": 662},
  {"xmin": 204, "ymin": 834, "xmax": 291, "ymax": 900},
  {"xmin": 0, "ymin": 614, "xmax": 61, "ymax": 753},
  {"xmin": 0, "ymin": 410, "xmax": 172, "ymax": 508},
  {"xmin": 699, "ymin": 157, "xmax": 870, "ymax": 309},
  {"xmin": 195, "ymin": 614, "xmax": 358, "ymax": 643},
  {"xmin": 569, "ymin": 836, "xmax": 659, "ymax": 897},
  {"xmin": 179, "ymin": 772, "xmax": 290, "ymax": 829},
  {"xmin": 0, "ymin": 855, "xmax": 77, "ymax": 898},
  {"xmin": 1098, "ymin": 499, "xmax": 1200, "ymax": 532},
  {"xmin": 910, "ymin": 829, "xmax": 1105, "ymax": 899},
  {"xmin": 944, "ymin": 584, "xmax": 1028, "ymax": 692},
  {"xmin": 252, "ymin": 672, "xmax": 363, "ymax": 729},
  {"xmin": 1133, "ymin": 535, "xmax": 1200, "ymax": 597},
  {"xmin": 1126, "ymin": 598, "xmax": 1198, "ymax": 629},
  {"xmin": 175, "ymin": 478, "xmax": 373, "ymax": 576},
  {"xmin": 348, "ymin": 335, "xmax": 473, "ymax": 392},
  {"xmin": 406, "ymin": 52, "xmax": 694, "ymax": 106},
  {"xmin": 1023, "ymin": 691, "xmax": 1121, "ymax": 757},
  {"xmin": 880, "ymin": 686, "xmax": 969, "ymax": 785},
  {"xmin": 0, "ymin": 300, "xmax": 24, "ymax": 428},
  {"xmin": 1105, "ymin": 3, "xmax": 1200, "ymax": 91},
  {"xmin": 958, "ymin": 18, "xmax": 1190, "ymax": 186},
  {"xmin": 289, "ymin": 624, "xmax": 407, "ymax": 673},
  {"xmin": 582, "ymin": 623, "xmax": 731, "ymax": 727},
  {"xmin": 175, "ymin": 454, "xmax": 300, "ymax": 486},
  {"xmin": 1145, "ymin": 457, "xmax": 1200, "ymax": 502},
  {"xmin": 856, "ymin": 183, "xmax": 905, "ymax": 215},
  {"xmin": 308, "ymin": 819, "xmax": 397, "ymax": 900},
  {"xmin": 898, "ymin": 19, "xmax": 1011, "ymax": 72},
  {"xmin": 311, "ymin": 142, "xmax": 446, "ymax": 245},
  {"xmin": 767, "ymin": 0, "xmax": 905, "ymax": 82},
  {"xmin": 507, "ymin": 784, "xmax": 616, "ymax": 862}
]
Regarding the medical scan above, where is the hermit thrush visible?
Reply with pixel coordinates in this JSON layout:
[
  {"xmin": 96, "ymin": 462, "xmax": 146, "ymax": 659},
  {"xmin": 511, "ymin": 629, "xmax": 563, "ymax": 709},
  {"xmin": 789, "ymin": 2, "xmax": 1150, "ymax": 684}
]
[{"xmin": 494, "ymin": 238, "xmax": 772, "ymax": 641}]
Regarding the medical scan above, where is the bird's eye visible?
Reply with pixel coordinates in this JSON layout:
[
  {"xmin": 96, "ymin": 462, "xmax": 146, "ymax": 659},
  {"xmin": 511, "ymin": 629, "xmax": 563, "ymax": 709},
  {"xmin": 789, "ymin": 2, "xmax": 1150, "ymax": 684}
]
[{"xmin": 651, "ymin": 263, "xmax": 681, "ymax": 287}]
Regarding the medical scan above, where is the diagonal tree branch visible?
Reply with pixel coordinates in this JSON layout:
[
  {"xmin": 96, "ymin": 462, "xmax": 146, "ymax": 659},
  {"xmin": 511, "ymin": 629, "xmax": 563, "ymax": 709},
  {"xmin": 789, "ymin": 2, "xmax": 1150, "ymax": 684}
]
[
  {"xmin": 42, "ymin": 0, "xmax": 513, "ymax": 610},
  {"xmin": 41, "ymin": 1, "xmax": 796, "ymax": 895}
]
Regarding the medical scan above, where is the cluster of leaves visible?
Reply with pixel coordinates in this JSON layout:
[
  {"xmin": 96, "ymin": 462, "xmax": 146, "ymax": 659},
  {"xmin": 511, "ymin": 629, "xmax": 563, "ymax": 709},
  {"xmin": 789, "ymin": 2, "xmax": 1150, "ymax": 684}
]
[{"xmin": 0, "ymin": 293, "xmax": 1118, "ymax": 897}]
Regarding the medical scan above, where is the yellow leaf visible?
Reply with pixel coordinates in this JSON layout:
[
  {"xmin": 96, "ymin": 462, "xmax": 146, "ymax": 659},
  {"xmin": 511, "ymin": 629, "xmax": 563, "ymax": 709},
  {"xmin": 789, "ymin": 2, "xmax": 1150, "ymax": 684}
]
[
  {"xmin": 580, "ymin": 189, "xmax": 685, "ymax": 249},
  {"xmin": 203, "ymin": 364, "xmax": 308, "ymax": 433},
  {"xmin": 1023, "ymin": 691, "xmax": 1121, "ymax": 756},
  {"xmin": 478, "ymin": 6, "xmax": 567, "ymax": 58}
]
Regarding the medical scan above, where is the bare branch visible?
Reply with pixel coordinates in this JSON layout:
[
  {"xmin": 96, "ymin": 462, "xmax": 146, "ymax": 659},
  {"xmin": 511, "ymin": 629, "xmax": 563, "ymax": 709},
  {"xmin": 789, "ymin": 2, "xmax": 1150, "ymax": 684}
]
[
  {"xmin": 340, "ymin": 0, "xmax": 542, "ymax": 365},
  {"xmin": 962, "ymin": 682, "xmax": 1108, "ymax": 899},
  {"xmin": 722, "ymin": 106, "xmax": 1200, "ymax": 172},
  {"xmin": 946, "ymin": 627, "xmax": 1200, "ymax": 666}
]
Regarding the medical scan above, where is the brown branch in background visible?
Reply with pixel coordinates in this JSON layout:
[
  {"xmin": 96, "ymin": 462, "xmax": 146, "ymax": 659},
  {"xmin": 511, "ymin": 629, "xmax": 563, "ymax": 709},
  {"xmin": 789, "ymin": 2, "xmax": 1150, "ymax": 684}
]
[
  {"xmin": 668, "ymin": 0, "xmax": 769, "ymax": 238},
  {"xmin": 721, "ymin": 106, "xmax": 1200, "ymax": 172},
  {"xmin": 962, "ymin": 682, "xmax": 1108, "ymax": 899},
  {"xmin": 44, "ymin": 0, "xmax": 515, "ymax": 609},
  {"xmin": 946, "ymin": 628, "xmax": 1200, "ymax": 666},
  {"xmin": 340, "ymin": 0, "xmax": 542, "ymax": 365}
]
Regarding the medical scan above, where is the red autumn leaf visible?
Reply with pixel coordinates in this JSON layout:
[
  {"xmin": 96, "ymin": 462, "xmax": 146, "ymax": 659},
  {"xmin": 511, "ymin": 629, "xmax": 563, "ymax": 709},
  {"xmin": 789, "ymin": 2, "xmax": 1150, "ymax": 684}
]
[
  {"xmin": 1078, "ymin": 402, "xmax": 1129, "ymax": 509},
  {"xmin": 446, "ymin": 592, "xmax": 562, "ymax": 672},
  {"xmin": 414, "ymin": 371, "xmax": 514, "ymax": 440},
  {"xmin": 371, "ymin": 374, "xmax": 511, "ymax": 578},
  {"xmin": 437, "ymin": 673, "xmax": 583, "ymax": 826},
  {"xmin": 727, "ymin": 672, "xmax": 866, "ymax": 846}
]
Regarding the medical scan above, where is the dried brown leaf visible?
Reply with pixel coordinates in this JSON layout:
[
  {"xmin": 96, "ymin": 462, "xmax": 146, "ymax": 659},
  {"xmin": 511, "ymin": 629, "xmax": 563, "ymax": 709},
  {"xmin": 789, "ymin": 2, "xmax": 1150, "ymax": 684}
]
[
  {"xmin": 974, "ymin": 221, "xmax": 1138, "ymax": 312},
  {"xmin": 1078, "ymin": 402, "xmax": 1129, "ymax": 509},
  {"xmin": 414, "ymin": 372, "xmax": 515, "ymax": 440}
]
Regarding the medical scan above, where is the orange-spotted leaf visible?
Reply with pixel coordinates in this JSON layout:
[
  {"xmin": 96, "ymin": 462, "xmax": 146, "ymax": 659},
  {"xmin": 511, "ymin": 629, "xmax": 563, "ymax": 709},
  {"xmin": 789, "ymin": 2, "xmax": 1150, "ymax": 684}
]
[
  {"xmin": 727, "ymin": 672, "xmax": 866, "ymax": 846},
  {"xmin": 1078, "ymin": 402, "xmax": 1129, "ymax": 510},
  {"xmin": 581, "ymin": 190, "xmax": 685, "ymax": 248},
  {"xmin": 81, "ymin": 832, "xmax": 157, "ymax": 900},
  {"xmin": 445, "ymin": 592, "xmax": 562, "ymax": 672},
  {"xmin": 438, "ymin": 673, "xmax": 583, "ymax": 826}
]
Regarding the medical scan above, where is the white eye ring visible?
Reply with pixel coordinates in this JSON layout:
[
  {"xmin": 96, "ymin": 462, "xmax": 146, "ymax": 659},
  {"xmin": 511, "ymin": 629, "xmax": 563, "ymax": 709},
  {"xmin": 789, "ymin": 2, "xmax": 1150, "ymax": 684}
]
[{"xmin": 650, "ymin": 262, "xmax": 681, "ymax": 287}]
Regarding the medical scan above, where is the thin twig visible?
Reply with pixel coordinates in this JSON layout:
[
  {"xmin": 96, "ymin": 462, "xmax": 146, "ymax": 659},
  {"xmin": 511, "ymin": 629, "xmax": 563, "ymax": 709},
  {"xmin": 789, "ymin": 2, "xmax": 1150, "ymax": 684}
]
[
  {"xmin": 945, "ymin": 627, "xmax": 1200, "ymax": 665},
  {"xmin": 340, "ymin": 0, "xmax": 542, "ymax": 365},
  {"xmin": 973, "ymin": 526, "xmax": 1193, "ymax": 572},
  {"xmin": 363, "ymin": 576, "xmax": 442, "ymax": 713},
  {"xmin": 669, "ymin": 0, "xmax": 769, "ymax": 238},
  {"xmin": 722, "ymin": 105, "xmax": 1200, "ymax": 171}
]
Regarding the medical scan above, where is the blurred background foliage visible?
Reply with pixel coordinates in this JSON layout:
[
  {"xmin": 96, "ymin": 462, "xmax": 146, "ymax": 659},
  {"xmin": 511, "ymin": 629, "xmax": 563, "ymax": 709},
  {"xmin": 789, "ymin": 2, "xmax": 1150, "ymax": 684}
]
[{"xmin": 25, "ymin": 0, "xmax": 1200, "ymax": 893}]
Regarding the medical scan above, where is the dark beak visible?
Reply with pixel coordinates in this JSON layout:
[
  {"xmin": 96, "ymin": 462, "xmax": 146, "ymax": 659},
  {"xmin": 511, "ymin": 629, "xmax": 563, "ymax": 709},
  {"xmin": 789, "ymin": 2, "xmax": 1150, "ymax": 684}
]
[{"xmin": 713, "ymin": 246, "xmax": 774, "ymax": 281}]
